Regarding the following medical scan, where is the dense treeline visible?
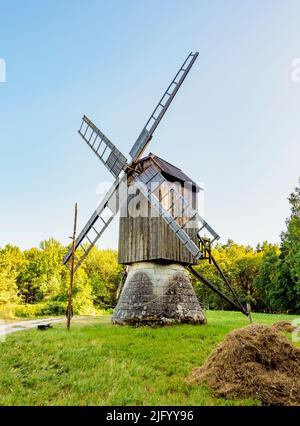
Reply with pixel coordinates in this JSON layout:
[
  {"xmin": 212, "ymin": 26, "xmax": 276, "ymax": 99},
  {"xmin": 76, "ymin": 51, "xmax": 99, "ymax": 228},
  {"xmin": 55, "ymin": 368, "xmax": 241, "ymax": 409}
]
[
  {"xmin": 0, "ymin": 182, "xmax": 299, "ymax": 318},
  {"xmin": 194, "ymin": 182, "xmax": 300, "ymax": 313},
  {"xmin": 0, "ymin": 243, "xmax": 122, "ymax": 318}
]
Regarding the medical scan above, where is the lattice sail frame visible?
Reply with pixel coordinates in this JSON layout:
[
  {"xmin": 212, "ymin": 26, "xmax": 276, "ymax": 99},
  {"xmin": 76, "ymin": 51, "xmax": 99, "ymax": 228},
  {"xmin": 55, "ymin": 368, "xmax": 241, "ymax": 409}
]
[
  {"xmin": 132, "ymin": 164, "xmax": 220, "ymax": 260},
  {"xmin": 79, "ymin": 115, "xmax": 128, "ymax": 178}
]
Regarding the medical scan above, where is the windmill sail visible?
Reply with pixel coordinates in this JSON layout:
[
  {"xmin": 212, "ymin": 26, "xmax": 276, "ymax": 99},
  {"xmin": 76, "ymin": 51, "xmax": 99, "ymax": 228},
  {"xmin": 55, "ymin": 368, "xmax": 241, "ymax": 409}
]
[
  {"xmin": 133, "ymin": 164, "xmax": 219, "ymax": 260},
  {"xmin": 63, "ymin": 175, "xmax": 127, "ymax": 271},
  {"xmin": 133, "ymin": 165, "xmax": 248, "ymax": 316},
  {"xmin": 79, "ymin": 115, "xmax": 128, "ymax": 178},
  {"xmin": 129, "ymin": 52, "xmax": 199, "ymax": 163}
]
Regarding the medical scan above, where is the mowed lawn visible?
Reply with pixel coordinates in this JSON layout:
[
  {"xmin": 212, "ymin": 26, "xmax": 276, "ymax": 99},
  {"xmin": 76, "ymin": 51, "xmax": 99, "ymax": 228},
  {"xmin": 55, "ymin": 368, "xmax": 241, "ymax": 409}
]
[{"xmin": 0, "ymin": 311, "xmax": 299, "ymax": 406}]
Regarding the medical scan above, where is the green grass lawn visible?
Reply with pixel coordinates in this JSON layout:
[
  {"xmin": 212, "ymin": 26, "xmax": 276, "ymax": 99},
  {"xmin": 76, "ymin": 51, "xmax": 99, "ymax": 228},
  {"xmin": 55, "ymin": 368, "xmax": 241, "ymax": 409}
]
[{"xmin": 0, "ymin": 310, "xmax": 299, "ymax": 406}]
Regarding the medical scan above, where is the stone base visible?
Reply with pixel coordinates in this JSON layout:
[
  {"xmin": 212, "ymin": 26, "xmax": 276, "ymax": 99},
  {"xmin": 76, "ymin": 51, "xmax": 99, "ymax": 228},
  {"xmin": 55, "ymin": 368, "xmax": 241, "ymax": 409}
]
[{"xmin": 112, "ymin": 262, "xmax": 206, "ymax": 326}]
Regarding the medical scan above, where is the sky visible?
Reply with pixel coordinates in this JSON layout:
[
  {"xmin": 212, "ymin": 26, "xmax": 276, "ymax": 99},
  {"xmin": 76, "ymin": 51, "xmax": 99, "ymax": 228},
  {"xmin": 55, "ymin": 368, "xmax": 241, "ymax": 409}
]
[{"xmin": 0, "ymin": 0, "xmax": 299, "ymax": 251}]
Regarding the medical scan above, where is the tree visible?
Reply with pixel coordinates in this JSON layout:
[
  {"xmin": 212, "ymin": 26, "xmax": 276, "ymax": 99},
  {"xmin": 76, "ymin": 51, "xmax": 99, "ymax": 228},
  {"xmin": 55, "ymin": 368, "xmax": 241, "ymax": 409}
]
[
  {"xmin": 0, "ymin": 245, "xmax": 24, "ymax": 315},
  {"xmin": 83, "ymin": 248, "xmax": 122, "ymax": 308},
  {"xmin": 254, "ymin": 181, "xmax": 300, "ymax": 313},
  {"xmin": 277, "ymin": 181, "xmax": 300, "ymax": 312},
  {"xmin": 253, "ymin": 245, "xmax": 281, "ymax": 312},
  {"xmin": 39, "ymin": 238, "xmax": 66, "ymax": 299},
  {"xmin": 17, "ymin": 239, "xmax": 66, "ymax": 303},
  {"xmin": 193, "ymin": 240, "xmax": 274, "ymax": 312}
]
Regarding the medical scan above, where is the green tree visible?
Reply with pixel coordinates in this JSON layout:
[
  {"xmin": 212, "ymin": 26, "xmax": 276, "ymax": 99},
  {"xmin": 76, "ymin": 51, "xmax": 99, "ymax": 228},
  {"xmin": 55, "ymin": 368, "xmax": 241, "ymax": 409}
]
[
  {"xmin": 276, "ymin": 182, "xmax": 300, "ymax": 312},
  {"xmin": 254, "ymin": 181, "xmax": 300, "ymax": 313},
  {"xmin": 193, "ymin": 240, "xmax": 273, "ymax": 312},
  {"xmin": 0, "ymin": 245, "xmax": 24, "ymax": 310},
  {"xmin": 17, "ymin": 239, "xmax": 66, "ymax": 303},
  {"xmin": 253, "ymin": 245, "xmax": 280, "ymax": 312},
  {"xmin": 83, "ymin": 248, "xmax": 122, "ymax": 308}
]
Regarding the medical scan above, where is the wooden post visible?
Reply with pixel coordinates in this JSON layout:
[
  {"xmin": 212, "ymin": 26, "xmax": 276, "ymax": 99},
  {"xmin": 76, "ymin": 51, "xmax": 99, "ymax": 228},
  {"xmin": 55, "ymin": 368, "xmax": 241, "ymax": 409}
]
[
  {"xmin": 246, "ymin": 285, "xmax": 253, "ymax": 324},
  {"xmin": 67, "ymin": 203, "xmax": 78, "ymax": 331},
  {"xmin": 247, "ymin": 302, "xmax": 253, "ymax": 324}
]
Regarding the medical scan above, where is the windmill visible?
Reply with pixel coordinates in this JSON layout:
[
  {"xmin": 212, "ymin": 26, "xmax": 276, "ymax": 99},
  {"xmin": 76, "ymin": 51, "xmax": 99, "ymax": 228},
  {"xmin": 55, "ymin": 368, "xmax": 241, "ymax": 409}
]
[{"xmin": 64, "ymin": 52, "xmax": 248, "ymax": 325}]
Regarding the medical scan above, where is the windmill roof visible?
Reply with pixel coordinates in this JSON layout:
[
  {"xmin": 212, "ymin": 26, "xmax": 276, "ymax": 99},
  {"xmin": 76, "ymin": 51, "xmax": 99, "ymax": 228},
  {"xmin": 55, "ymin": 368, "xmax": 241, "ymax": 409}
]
[{"xmin": 139, "ymin": 153, "xmax": 202, "ymax": 191}]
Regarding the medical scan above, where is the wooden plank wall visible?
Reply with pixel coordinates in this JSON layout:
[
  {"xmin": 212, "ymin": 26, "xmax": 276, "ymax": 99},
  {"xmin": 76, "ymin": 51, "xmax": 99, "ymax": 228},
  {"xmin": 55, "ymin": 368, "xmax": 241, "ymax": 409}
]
[{"xmin": 118, "ymin": 176, "xmax": 199, "ymax": 265}]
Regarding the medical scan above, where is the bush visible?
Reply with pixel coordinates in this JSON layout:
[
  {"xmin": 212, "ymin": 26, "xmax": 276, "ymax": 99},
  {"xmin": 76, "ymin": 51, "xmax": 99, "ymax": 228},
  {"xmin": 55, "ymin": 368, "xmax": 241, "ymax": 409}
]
[
  {"xmin": 0, "ymin": 303, "xmax": 17, "ymax": 319},
  {"xmin": 13, "ymin": 301, "xmax": 105, "ymax": 318},
  {"xmin": 95, "ymin": 307, "xmax": 114, "ymax": 315},
  {"xmin": 14, "ymin": 301, "xmax": 67, "ymax": 318},
  {"xmin": 37, "ymin": 301, "xmax": 66, "ymax": 316},
  {"xmin": 14, "ymin": 303, "xmax": 45, "ymax": 318}
]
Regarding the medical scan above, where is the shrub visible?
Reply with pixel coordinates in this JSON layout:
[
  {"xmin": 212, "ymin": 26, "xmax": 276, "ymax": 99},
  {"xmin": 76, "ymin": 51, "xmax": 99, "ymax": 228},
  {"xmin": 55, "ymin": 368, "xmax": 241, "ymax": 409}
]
[
  {"xmin": 37, "ymin": 301, "xmax": 66, "ymax": 316},
  {"xmin": 0, "ymin": 303, "xmax": 17, "ymax": 319},
  {"xmin": 14, "ymin": 303, "xmax": 45, "ymax": 318}
]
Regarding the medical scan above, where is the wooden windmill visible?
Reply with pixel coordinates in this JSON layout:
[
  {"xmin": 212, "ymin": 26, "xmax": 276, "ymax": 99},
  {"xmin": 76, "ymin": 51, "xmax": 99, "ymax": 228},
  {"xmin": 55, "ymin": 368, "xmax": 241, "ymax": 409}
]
[{"xmin": 64, "ymin": 52, "xmax": 248, "ymax": 325}]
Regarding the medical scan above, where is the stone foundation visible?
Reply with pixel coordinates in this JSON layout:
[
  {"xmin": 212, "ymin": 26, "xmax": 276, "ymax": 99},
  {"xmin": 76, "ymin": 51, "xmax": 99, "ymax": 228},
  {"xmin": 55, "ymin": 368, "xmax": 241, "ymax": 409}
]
[{"xmin": 112, "ymin": 262, "xmax": 206, "ymax": 326}]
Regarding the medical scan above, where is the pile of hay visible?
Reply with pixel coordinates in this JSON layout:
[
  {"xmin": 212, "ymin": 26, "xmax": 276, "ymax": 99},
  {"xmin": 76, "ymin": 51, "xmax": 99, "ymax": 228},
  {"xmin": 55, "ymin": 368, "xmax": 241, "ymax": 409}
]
[
  {"xmin": 272, "ymin": 320, "xmax": 296, "ymax": 333},
  {"xmin": 190, "ymin": 324, "xmax": 300, "ymax": 406}
]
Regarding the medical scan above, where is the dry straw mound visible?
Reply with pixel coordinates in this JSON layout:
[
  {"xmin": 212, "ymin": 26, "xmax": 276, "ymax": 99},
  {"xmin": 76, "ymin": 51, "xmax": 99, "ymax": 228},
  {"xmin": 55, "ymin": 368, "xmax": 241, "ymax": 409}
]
[
  {"xmin": 190, "ymin": 324, "xmax": 300, "ymax": 406},
  {"xmin": 272, "ymin": 320, "xmax": 296, "ymax": 333}
]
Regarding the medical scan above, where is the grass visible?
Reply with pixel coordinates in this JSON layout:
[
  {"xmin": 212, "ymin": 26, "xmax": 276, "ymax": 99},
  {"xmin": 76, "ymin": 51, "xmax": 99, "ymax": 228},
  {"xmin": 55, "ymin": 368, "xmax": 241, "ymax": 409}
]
[{"xmin": 0, "ymin": 310, "xmax": 299, "ymax": 406}]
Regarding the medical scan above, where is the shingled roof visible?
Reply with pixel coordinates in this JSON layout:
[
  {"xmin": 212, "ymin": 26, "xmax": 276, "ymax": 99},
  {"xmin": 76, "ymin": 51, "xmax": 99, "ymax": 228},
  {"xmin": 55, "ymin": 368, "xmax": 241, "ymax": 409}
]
[{"xmin": 139, "ymin": 153, "xmax": 201, "ymax": 191}]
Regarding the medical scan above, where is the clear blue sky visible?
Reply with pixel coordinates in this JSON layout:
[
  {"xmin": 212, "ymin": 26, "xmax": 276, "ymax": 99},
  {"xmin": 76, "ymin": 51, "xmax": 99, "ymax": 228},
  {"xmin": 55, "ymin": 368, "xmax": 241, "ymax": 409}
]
[{"xmin": 0, "ymin": 0, "xmax": 299, "ymax": 250}]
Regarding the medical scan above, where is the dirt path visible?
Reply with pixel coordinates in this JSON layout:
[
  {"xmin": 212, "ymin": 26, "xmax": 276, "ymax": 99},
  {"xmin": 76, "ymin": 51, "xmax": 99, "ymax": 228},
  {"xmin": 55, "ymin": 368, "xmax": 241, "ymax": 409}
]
[{"xmin": 0, "ymin": 317, "xmax": 66, "ymax": 337}]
